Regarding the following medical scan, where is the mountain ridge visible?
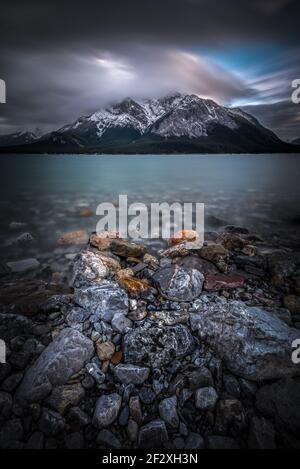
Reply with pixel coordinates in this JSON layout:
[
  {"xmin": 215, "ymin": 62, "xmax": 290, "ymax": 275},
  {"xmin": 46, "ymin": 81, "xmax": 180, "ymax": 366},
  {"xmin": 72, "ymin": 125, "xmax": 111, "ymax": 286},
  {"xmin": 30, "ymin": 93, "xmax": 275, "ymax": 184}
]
[{"xmin": 0, "ymin": 93, "xmax": 299, "ymax": 154}]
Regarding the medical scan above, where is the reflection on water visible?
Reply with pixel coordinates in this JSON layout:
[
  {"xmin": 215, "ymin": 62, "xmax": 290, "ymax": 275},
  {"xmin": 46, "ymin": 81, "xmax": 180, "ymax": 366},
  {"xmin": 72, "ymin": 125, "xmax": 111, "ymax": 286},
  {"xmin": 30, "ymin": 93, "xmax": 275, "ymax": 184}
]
[{"xmin": 0, "ymin": 154, "xmax": 300, "ymax": 257}]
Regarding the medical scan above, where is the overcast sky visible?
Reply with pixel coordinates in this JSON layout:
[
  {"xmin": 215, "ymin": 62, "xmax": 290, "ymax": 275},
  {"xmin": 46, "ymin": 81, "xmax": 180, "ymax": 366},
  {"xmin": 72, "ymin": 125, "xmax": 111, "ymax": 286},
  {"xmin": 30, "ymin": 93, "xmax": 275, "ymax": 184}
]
[{"xmin": 0, "ymin": 0, "xmax": 300, "ymax": 140}]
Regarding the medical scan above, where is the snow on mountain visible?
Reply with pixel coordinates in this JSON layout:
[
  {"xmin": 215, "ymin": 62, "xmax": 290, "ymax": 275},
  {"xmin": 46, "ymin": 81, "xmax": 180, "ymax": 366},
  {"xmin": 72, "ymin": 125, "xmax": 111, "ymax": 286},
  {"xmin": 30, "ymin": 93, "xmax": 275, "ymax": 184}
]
[
  {"xmin": 0, "ymin": 93, "xmax": 294, "ymax": 153},
  {"xmin": 0, "ymin": 130, "xmax": 41, "ymax": 146},
  {"xmin": 55, "ymin": 92, "xmax": 259, "ymax": 141}
]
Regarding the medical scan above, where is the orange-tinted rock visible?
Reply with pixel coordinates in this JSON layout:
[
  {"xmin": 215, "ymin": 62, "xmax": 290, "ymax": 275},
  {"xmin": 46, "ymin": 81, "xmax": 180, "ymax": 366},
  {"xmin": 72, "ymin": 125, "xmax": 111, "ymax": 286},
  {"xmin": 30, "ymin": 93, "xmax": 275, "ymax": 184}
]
[
  {"xmin": 111, "ymin": 351, "xmax": 123, "ymax": 365},
  {"xmin": 169, "ymin": 229, "xmax": 201, "ymax": 246},
  {"xmin": 79, "ymin": 208, "xmax": 93, "ymax": 217},
  {"xmin": 89, "ymin": 231, "xmax": 120, "ymax": 251},
  {"xmin": 204, "ymin": 274, "xmax": 245, "ymax": 291},
  {"xmin": 116, "ymin": 269, "xmax": 151, "ymax": 297},
  {"xmin": 96, "ymin": 341, "xmax": 116, "ymax": 361},
  {"xmin": 57, "ymin": 230, "xmax": 89, "ymax": 245}
]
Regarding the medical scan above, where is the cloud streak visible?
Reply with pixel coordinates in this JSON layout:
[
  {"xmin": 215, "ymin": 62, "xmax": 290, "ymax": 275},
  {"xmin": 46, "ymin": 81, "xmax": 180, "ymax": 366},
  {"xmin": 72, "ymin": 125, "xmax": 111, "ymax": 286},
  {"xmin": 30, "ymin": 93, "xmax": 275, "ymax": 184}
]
[{"xmin": 0, "ymin": 0, "xmax": 299, "ymax": 139}]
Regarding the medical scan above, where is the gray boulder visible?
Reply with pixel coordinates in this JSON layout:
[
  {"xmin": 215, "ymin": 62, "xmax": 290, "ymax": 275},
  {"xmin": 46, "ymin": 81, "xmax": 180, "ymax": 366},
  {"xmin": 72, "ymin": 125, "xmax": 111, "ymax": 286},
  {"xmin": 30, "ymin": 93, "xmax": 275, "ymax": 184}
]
[
  {"xmin": 190, "ymin": 300, "xmax": 300, "ymax": 381},
  {"xmin": 124, "ymin": 324, "xmax": 194, "ymax": 368},
  {"xmin": 74, "ymin": 281, "xmax": 128, "ymax": 322},
  {"xmin": 93, "ymin": 393, "xmax": 122, "ymax": 428},
  {"xmin": 138, "ymin": 419, "xmax": 168, "ymax": 448},
  {"xmin": 153, "ymin": 264, "xmax": 204, "ymax": 302},
  {"xmin": 158, "ymin": 396, "xmax": 179, "ymax": 429},
  {"xmin": 16, "ymin": 328, "xmax": 94, "ymax": 403},
  {"xmin": 256, "ymin": 378, "xmax": 300, "ymax": 432},
  {"xmin": 114, "ymin": 364, "xmax": 150, "ymax": 385}
]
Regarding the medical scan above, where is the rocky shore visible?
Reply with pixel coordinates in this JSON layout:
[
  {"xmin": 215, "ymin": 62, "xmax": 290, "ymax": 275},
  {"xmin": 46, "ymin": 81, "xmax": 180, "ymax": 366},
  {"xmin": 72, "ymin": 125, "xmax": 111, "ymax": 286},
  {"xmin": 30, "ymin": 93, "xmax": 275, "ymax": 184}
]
[{"xmin": 1, "ymin": 226, "xmax": 300, "ymax": 449}]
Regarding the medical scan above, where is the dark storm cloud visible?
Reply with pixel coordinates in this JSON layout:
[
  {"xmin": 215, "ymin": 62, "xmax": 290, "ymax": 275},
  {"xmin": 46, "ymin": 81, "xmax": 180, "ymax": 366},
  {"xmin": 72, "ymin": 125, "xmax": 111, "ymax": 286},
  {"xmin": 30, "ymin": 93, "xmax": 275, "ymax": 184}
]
[{"xmin": 0, "ymin": 0, "xmax": 300, "ymax": 138}]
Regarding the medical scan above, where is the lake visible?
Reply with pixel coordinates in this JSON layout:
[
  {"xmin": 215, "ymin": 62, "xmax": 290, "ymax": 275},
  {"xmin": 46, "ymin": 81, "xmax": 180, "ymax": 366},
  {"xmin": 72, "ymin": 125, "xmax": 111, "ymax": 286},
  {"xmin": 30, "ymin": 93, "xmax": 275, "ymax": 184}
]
[{"xmin": 0, "ymin": 153, "xmax": 300, "ymax": 256}]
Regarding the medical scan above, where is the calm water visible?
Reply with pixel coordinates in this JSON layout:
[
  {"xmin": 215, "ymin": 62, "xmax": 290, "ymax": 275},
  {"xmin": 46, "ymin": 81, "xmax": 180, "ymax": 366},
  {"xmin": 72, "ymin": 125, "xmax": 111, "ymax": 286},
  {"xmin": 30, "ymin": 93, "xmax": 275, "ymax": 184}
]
[{"xmin": 0, "ymin": 154, "xmax": 300, "ymax": 255}]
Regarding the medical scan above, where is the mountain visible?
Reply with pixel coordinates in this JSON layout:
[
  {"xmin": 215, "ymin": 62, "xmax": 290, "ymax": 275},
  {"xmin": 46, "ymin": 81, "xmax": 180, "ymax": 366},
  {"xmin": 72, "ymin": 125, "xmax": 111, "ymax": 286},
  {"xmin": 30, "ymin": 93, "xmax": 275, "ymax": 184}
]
[
  {"xmin": 0, "ymin": 93, "xmax": 298, "ymax": 154},
  {"xmin": 292, "ymin": 137, "xmax": 300, "ymax": 145},
  {"xmin": 0, "ymin": 130, "xmax": 41, "ymax": 146}
]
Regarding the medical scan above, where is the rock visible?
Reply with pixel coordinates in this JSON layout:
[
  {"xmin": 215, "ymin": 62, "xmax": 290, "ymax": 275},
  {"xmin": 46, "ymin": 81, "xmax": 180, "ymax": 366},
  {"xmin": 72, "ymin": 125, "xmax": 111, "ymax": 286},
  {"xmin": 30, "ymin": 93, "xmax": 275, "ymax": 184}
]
[
  {"xmin": 97, "ymin": 429, "xmax": 121, "ymax": 449},
  {"xmin": 143, "ymin": 253, "xmax": 159, "ymax": 269},
  {"xmin": 119, "ymin": 405, "xmax": 129, "ymax": 426},
  {"xmin": 239, "ymin": 378, "xmax": 257, "ymax": 398},
  {"xmin": 223, "ymin": 374, "xmax": 240, "ymax": 398},
  {"xmin": 195, "ymin": 386, "xmax": 218, "ymax": 411},
  {"xmin": 57, "ymin": 230, "xmax": 88, "ymax": 245},
  {"xmin": 38, "ymin": 408, "xmax": 65, "ymax": 436},
  {"xmin": 111, "ymin": 312, "xmax": 132, "ymax": 333},
  {"xmin": 225, "ymin": 225, "xmax": 249, "ymax": 235},
  {"xmin": 207, "ymin": 435, "xmax": 239, "ymax": 449},
  {"xmin": 190, "ymin": 300, "xmax": 300, "ymax": 381},
  {"xmin": 256, "ymin": 379, "xmax": 300, "ymax": 432},
  {"xmin": 72, "ymin": 251, "xmax": 120, "ymax": 287},
  {"xmin": 185, "ymin": 432, "xmax": 205, "ymax": 449},
  {"xmin": 16, "ymin": 328, "xmax": 94, "ymax": 403},
  {"xmin": 284, "ymin": 295, "xmax": 300, "ymax": 315},
  {"xmin": 10, "ymin": 232, "xmax": 34, "ymax": 246},
  {"xmin": 153, "ymin": 264, "xmax": 204, "ymax": 302},
  {"xmin": 248, "ymin": 416, "xmax": 276, "ymax": 449},
  {"xmin": 66, "ymin": 307, "xmax": 91, "ymax": 328},
  {"xmin": 178, "ymin": 255, "xmax": 219, "ymax": 275},
  {"xmin": 111, "ymin": 351, "xmax": 123, "ymax": 365},
  {"xmin": 161, "ymin": 244, "xmax": 191, "ymax": 258},
  {"xmin": 199, "ymin": 243, "xmax": 229, "ymax": 272},
  {"xmin": 96, "ymin": 341, "xmax": 115, "ymax": 361},
  {"xmin": 7, "ymin": 258, "xmax": 40, "ymax": 274},
  {"xmin": 124, "ymin": 324, "xmax": 194, "ymax": 368},
  {"xmin": 65, "ymin": 432, "xmax": 84, "ymax": 449},
  {"xmin": 0, "ymin": 391, "xmax": 12, "ymax": 413},
  {"xmin": 85, "ymin": 362, "xmax": 106, "ymax": 384},
  {"xmin": 89, "ymin": 230, "xmax": 120, "ymax": 251},
  {"xmin": 267, "ymin": 250, "xmax": 296, "ymax": 279},
  {"xmin": 148, "ymin": 310, "xmax": 189, "ymax": 326},
  {"xmin": 0, "ymin": 313, "xmax": 32, "ymax": 341},
  {"xmin": 26, "ymin": 432, "xmax": 44, "ymax": 449},
  {"xmin": 92, "ymin": 393, "xmax": 122, "ymax": 429},
  {"xmin": 140, "ymin": 387, "xmax": 156, "ymax": 404},
  {"xmin": 114, "ymin": 364, "xmax": 150, "ymax": 385},
  {"xmin": 0, "ymin": 418, "xmax": 24, "ymax": 449},
  {"xmin": 110, "ymin": 239, "xmax": 146, "ymax": 258},
  {"xmin": 242, "ymin": 245, "xmax": 257, "ymax": 257},
  {"xmin": 46, "ymin": 383, "xmax": 85, "ymax": 414},
  {"xmin": 169, "ymin": 230, "xmax": 201, "ymax": 245},
  {"xmin": 116, "ymin": 269, "xmax": 150, "ymax": 297},
  {"xmin": 159, "ymin": 396, "xmax": 179, "ymax": 429},
  {"xmin": 68, "ymin": 406, "xmax": 90, "ymax": 427},
  {"xmin": 128, "ymin": 309, "xmax": 148, "ymax": 321},
  {"xmin": 0, "ymin": 281, "xmax": 70, "ymax": 315},
  {"xmin": 127, "ymin": 419, "xmax": 139, "ymax": 441},
  {"xmin": 217, "ymin": 232, "xmax": 246, "ymax": 251},
  {"xmin": 138, "ymin": 420, "xmax": 168, "ymax": 448},
  {"xmin": 79, "ymin": 208, "xmax": 93, "ymax": 217},
  {"xmin": 215, "ymin": 399, "xmax": 246, "ymax": 434},
  {"xmin": 129, "ymin": 396, "xmax": 143, "ymax": 424},
  {"xmin": 204, "ymin": 274, "xmax": 245, "ymax": 291},
  {"xmin": 2, "ymin": 372, "xmax": 23, "ymax": 392},
  {"xmin": 74, "ymin": 281, "xmax": 128, "ymax": 322}
]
